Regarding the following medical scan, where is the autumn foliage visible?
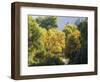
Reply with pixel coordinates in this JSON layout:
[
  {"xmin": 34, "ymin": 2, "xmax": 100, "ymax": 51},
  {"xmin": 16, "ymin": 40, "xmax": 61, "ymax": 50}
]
[{"xmin": 28, "ymin": 16, "xmax": 88, "ymax": 66}]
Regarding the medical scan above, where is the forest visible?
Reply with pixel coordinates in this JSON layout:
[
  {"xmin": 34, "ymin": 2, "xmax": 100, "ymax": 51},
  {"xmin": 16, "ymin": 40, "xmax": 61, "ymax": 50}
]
[{"xmin": 28, "ymin": 16, "xmax": 88, "ymax": 66}]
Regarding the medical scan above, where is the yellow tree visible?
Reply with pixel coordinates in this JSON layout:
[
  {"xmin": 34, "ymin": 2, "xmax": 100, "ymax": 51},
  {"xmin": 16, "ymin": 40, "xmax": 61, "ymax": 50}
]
[
  {"xmin": 67, "ymin": 31, "xmax": 81, "ymax": 54},
  {"xmin": 63, "ymin": 24, "xmax": 81, "ymax": 60},
  {"xmin": 44, "ymin": 28, "xmax": 65, "ymax": 54}
]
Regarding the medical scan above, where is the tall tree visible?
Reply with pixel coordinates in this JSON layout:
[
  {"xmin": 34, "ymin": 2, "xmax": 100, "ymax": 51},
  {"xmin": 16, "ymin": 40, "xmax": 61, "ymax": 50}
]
[
  {"xmin": 63, "ymin": 24, "xmax": 81, "ymax": 64},
  {"xmin": 78, "ymin": 18, "xmax": 88, "ymax": 64},
  {"xmin": 28, "ymin": 16, "xmax": 47, "ymax": 65}
]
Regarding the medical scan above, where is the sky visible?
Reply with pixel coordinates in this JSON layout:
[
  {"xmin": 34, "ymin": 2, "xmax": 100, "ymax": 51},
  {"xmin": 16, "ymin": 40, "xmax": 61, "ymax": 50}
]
[
  {"xmin": 57, "ymin": 16, "xmax": 85, "ymax": 31},
  {"xmin": 32, "ymin": 16, "xmax": 86, "ymax": 31}
]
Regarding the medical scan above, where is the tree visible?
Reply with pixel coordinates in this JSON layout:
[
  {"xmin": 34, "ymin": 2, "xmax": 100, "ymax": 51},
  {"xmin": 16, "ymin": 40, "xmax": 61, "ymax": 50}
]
[
  {"xmin": 36, "ymin": 16, "xmax": 58, "ymax": 30},
  {"xmin": 78, "ymin": 18, "xmax": 88, "ymax": 64},
  {"xmin": 63, "ymin": 24, "xmax": 78, "ymax": 38},
  {"xmin": 63, "ymin": 24, "xmax": 81, "ymax": 64},
  {"xmin": 44, "ymin": 28, "xmax": 65, "ymax": 53},
  {"xmin": 78, "ymin": 18, "xmax": 87, "ymax": 48},
  {"xmin": 28, "ymin": 16, "xmax": 47, "ymax": 65},
  {"xmin": 66, "ymin": 31, "xmax": 81, "ymax": 58}
]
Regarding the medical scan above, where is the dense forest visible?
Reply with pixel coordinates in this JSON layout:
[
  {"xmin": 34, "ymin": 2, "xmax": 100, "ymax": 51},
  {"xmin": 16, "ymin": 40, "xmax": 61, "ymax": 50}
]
[{"xmin": 28, "ymin": 16, "xmax": 88, "ymax": 66}]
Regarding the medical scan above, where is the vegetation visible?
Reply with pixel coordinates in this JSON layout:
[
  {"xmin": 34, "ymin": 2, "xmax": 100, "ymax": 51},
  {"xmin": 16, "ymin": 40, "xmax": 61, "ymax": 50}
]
[{"xmin": 28, "ymin": 16, "xmax": 88, "ymax": 66}]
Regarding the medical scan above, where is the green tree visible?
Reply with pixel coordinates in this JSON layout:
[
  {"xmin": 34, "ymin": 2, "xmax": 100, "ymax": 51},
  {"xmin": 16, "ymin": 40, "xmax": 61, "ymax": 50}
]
[
  {"xmin": 66, "ymin": 31, "xmax": 81, "ymax": 58},
  {"xmin": 63, "ymin": 24, "xmax": 81, "ymax": 64},
  {"xmin": 78, "ymin": 18, "xmax": 87, "ymax": 48},
  {"xmin": 63, "ymin": 24, "xmax": 78, "ymax": 38},
  {"xmin": 28, "ymin": 16, "xmax": 47, "ymax": 65},
  {"xmin": 36, "ymin": 16, "xmax": 57, "ymax": 30},
  {"xmin": 78, "ymin": 18, "xmax": 88, "ymax": 64}
]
